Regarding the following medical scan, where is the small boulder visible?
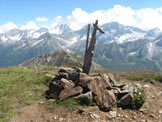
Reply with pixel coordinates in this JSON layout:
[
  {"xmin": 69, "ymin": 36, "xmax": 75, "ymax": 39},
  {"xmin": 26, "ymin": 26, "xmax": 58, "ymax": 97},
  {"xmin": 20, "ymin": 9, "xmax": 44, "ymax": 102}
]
[
  {"xmin": 59, "ymin": 86, "xmax": 83, "ymax": 99},
  {"xmin": 119, "ymin": 93, "xmax": 134, "ymax": 105},
  {"xmin": 60, "ymin": 78, "xmax": 74, "ymax": 89},
  {"xmin": 77, "ymin": 73, "xmax": 93, "ymax": 88},
  {"xmin": 76, "ymin": 91, "xmax": 93, "ymax": 105},
  {"xmin": 90, "ymin": 113, "xmax": 100, "ymax": 119},
  {"xmin": 94, "ymin": 89, "xmax": 116, "ymax": 111},
  {"xmin": 121, "ymin": 84, "xmax": 142, "ymax": 94},
  {"xmin": 58, "ymin": 67, "xmax": 76, "ymax": 73},
  {"xmin": 107, "ymin": 73, "xmax": 116, "ymax": 83},
  {"xmin": 49, "ymin": 80, "xmax": 62, "ymax": 96},
  {"xmin": 58, "ymin": 72, "xmax": 69, "ymax": 79},
  {"xmin": 87, "ymin": 77, "xmax": 112, "ymax": 96},
  {"xmin": 70, "ymin": 72, "xmax": 79, "ymax": 82},
  {"xmin": 109, "ymin": 111, "xmax": 117, "ymax": 118}
]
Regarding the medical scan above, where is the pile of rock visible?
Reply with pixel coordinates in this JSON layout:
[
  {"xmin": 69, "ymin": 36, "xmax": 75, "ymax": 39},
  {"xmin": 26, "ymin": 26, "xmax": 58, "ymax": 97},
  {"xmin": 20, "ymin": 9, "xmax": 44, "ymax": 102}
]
[{"xmin": 46, "ymin": 67, "xmax": 144, "ymax": 111}]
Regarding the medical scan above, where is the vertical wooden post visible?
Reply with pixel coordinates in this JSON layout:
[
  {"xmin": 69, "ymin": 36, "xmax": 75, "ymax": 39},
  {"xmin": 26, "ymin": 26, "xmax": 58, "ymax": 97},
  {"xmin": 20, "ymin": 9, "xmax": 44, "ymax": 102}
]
[
  {"xmin": 82, "ymin": 20, "xmax": 104, "ymax": 75},
  {"xmin": 85, "ymin": 24, "xmax": 91, "ymax": 54},
  {"xmin": 83, "ymin": 24, "xmax": 90, "ymax": 71}
]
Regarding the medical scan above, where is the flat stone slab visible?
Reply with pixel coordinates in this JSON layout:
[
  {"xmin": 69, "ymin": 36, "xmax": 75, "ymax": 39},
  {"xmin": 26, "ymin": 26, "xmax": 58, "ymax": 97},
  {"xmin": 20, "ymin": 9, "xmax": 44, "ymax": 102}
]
[{"xmin": 59, "ymin": 86, "xmax": 83, "ymax": 99}]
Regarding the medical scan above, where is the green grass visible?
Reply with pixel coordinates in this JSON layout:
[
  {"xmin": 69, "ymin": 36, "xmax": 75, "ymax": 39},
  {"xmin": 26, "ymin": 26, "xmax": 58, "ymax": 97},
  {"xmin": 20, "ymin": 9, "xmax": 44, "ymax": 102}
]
[
  {"xmin": 52, "ymin": 97, "xmax": 97, "ymax": 109},
  {"xmin": 115, "ymin": 72, "xmax": 162, "ymax": 83},
  {"xmin": 53, "ymin": 98, "xmax": 79, "ymax": 108},
  {"xmin": 0, "ymin": 65, "xmax": 57, "ymax": 122}
]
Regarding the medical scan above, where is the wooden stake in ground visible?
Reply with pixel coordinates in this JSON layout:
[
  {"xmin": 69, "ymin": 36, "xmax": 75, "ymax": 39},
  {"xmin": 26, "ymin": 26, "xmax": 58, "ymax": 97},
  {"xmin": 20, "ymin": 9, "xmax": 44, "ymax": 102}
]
[{"xmin": 83, "ymin": 20, "xmax": 105, "ymax": 74}]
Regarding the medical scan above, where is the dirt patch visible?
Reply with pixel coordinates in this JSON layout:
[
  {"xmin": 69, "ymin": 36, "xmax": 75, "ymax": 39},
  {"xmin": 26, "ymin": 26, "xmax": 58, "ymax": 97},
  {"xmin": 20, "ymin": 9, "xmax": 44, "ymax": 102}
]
[{"xmin": 8, "ymin": 101, "xmax": 47, "ymax": 122}]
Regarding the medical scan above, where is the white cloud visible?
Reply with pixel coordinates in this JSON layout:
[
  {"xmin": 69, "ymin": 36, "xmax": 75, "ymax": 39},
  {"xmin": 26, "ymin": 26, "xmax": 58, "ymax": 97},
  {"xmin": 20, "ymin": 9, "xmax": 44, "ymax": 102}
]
[
  {"xmin": 55, "ymin": 16, "xmax": 62, "ymax": 21},
  {"xmin": 36, "ymin": 17, "xmax": 48, "ymax": 22},
  {"xmin": 2, "ymin": 5, "xmax": 162, "ymax": 33},
  {"xmin": 48, "ymin": 16, "xmax": 63, "ymax": 34},
  {"xmin": 67, "ymin": 5, "xmax": 162, "ymax": 30},
  {"xmin": 136, "ymin": 8, "xmax": 162, "ymax": 30},
  {"xmin": 0, "ymin": 22, "xmax": 17, "ymax": 33},
  {"xmin": 21, "ymin": 21, "xmax": 39, "ymax": 30},
  {"xmin": 51, "ymin": 16, "xmax": 63, "ymax": 27}
]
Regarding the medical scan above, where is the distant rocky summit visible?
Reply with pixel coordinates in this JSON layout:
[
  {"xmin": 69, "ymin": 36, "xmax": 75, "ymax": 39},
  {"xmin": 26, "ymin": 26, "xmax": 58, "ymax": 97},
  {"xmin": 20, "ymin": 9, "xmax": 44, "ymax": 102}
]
[
  {"xmin": 22, "ymin": 50, "xmax": 81, "ymax": 67},
  {"xmin": 21, "ymin": 50, "xmax": 103, "ymax": 72}
]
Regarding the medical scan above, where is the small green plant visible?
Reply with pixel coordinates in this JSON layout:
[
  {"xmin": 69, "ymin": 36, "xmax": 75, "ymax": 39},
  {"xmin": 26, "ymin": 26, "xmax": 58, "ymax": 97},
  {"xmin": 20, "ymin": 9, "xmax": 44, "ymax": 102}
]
[
  {"xmin": 129, "ymin": 89, "xmax": 146, "ymax": 109},
  {"xmin": 117, "ymin": 89, "xmax": 146, "ymax": 109}
]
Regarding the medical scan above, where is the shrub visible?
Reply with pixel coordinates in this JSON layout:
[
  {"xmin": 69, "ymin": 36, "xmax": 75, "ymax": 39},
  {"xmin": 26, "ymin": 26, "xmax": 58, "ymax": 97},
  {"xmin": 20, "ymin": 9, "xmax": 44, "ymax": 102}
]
[{"xmin": 117, "ymin": 88, "xmax": 146, "ymax": 109}]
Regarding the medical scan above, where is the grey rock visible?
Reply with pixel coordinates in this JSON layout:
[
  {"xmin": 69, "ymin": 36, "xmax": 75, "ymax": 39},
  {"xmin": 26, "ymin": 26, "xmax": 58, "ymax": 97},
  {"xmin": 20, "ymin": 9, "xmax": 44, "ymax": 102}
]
[
  {"xmin": 90, "ymin": 113, "xmax": 100, "ymax": 119},
  {"xmin": 60, "ymin": 78, "xmax": 74, "ymax": 89},
  {"xmin": 70, "ymin": 72, "xmax": 79, "ymax": 82},
  {"xmin": 119, "ymin": 93, "xmax": 134, "ymax": 105},
  {"xmin": 76, "ymin": 91, "xmax": 93, "ymax": 104},
  {"xmin": 109, "ymin": 111, "xmax": 117, "ymax": 118},
  {"xmin": 159, "ymin": 110, "xmax": 162, "ymax": 114},
  {"xmin": 121, "ymin": 84, "xmax": 142, "ymax": 94},
  {"xmin": 59, "ymin": 118, "xmax": 64, "ymax": 121},
  {"xmin": 59, "ymin": 86, "xmax": 83, "ymax": 99}
]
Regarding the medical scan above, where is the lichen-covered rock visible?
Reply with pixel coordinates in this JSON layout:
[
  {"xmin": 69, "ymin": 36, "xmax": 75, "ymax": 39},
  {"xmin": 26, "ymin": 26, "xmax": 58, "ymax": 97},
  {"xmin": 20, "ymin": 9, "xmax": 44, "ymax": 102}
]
[
  {"xmin": 76, "ymin": 91, "xmax": 93, "ymax": 105},
  {"xmin": 119, "ymin": 93, "xmax": 134, "ymax": 105},
  {"xmin": 94, "ymin": 89, "xmax": 116, "ymax": 111},
  {"xmin": 87, "ymin": 77, "xmax": 112, "ymax": 96},
  {"xmin": 77, "ymin": 73, "xmax": 93, "ymax": 88},
  {"xmin": 60, "ymin": 78, "xmax": 74, "ymax": 89},
  {"xmin": 58, "ymin": 67, "xmax": 76, "ymax": 74},
  {"xmin": 87, "ymin": 76, "xmax": 116, "ymax": 111},
  {"xmin": 59, "ymin": 86, "xmax": 83, "ymax": 99}
]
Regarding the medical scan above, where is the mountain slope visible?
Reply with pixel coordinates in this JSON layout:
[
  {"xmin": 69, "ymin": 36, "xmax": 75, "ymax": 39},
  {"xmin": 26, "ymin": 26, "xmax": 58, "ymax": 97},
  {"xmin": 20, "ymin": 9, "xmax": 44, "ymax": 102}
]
[
  {"xmin": 1, "ymin": 22, "xmax": 162, "ymax": 72},
  {"xmin": 22, "ymin": 50, "xmax": 82, "ymax": 67},
  {"xmin": 21, "ymin": 50, "xmax": 103, "ymax": 72}
]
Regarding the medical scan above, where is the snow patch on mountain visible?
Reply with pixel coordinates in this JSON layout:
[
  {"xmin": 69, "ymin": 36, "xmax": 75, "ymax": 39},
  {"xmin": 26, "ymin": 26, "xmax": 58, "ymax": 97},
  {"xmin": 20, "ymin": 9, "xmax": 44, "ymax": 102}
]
[
  {"xmin": 1, "ymin": 35, "xmax": 8, "ymax": 42},
  {"xmin": 114, "ymin": 31, "xmax": 145, "ymax": 44},
  {"xmin": 128, "ymin": 51, "xmax": 136, "ymax": 56},
  {"xmin": 65, "ymin": 36, "xmax": 79, "ymax": 48},
  {"xmin": 27, "ymin": 30, "xmax": 46, "ymax": 39},
  {"xmin": 8, "ymin": 34, "xmax": 21, "ymax": 41},
  {"xmin": 31, "ymin": 39, "xmax": 43, "ymax": 47},
  {"xmin": 146, "ymin": 43, "xmax": 155, "ymax": 59}
]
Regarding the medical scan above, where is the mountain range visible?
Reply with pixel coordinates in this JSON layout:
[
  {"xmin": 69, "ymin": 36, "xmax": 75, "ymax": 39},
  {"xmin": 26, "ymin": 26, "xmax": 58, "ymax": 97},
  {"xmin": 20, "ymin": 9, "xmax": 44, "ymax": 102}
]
[{"xmin": 1, "ymin": 22, "xmax": 162, "ymax": 72}]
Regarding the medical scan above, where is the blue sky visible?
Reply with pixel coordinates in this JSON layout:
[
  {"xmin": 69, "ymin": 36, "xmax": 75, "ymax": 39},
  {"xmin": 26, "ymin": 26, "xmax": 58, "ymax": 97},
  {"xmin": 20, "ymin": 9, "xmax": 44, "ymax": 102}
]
[{"xmin": 1, "ymin": 0, "xmax": 162, "ymax": 32}]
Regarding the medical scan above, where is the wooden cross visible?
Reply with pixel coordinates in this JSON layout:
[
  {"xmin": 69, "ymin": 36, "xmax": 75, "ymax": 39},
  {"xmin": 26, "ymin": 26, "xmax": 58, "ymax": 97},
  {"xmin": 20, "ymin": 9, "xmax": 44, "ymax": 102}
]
[{"xmin": 83, "ymin": 20, "xmax": 105, "ymax": 74}]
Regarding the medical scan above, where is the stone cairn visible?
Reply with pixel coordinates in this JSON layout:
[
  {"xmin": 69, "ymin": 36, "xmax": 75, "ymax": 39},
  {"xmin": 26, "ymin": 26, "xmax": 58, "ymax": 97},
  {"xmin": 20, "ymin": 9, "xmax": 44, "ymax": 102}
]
[{"xmin": 46, "ymin": 67, "xmax": 142, "ymax": 111}]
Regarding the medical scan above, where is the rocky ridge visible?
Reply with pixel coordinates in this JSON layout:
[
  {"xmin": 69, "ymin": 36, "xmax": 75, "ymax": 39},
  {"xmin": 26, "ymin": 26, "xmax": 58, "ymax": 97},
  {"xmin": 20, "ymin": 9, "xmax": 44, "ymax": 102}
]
[{"xmin": 21, "ymin": 50, "xmax": 103, "ymax": 72}]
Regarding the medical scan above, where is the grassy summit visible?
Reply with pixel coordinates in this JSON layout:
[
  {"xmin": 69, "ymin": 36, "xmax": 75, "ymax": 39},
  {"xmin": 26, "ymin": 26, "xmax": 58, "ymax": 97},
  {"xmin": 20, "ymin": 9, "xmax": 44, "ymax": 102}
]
[{"xmin": 0, "ymin": 65, "xmax": 162, "ymax": 121}]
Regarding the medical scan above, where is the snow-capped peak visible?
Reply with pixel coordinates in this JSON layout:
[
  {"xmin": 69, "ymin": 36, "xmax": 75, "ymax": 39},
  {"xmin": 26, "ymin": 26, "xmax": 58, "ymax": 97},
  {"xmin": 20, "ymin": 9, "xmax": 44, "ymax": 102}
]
[{"xmin": 49, "ymin": 23, "xmax": 71, "ymax": 34}]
